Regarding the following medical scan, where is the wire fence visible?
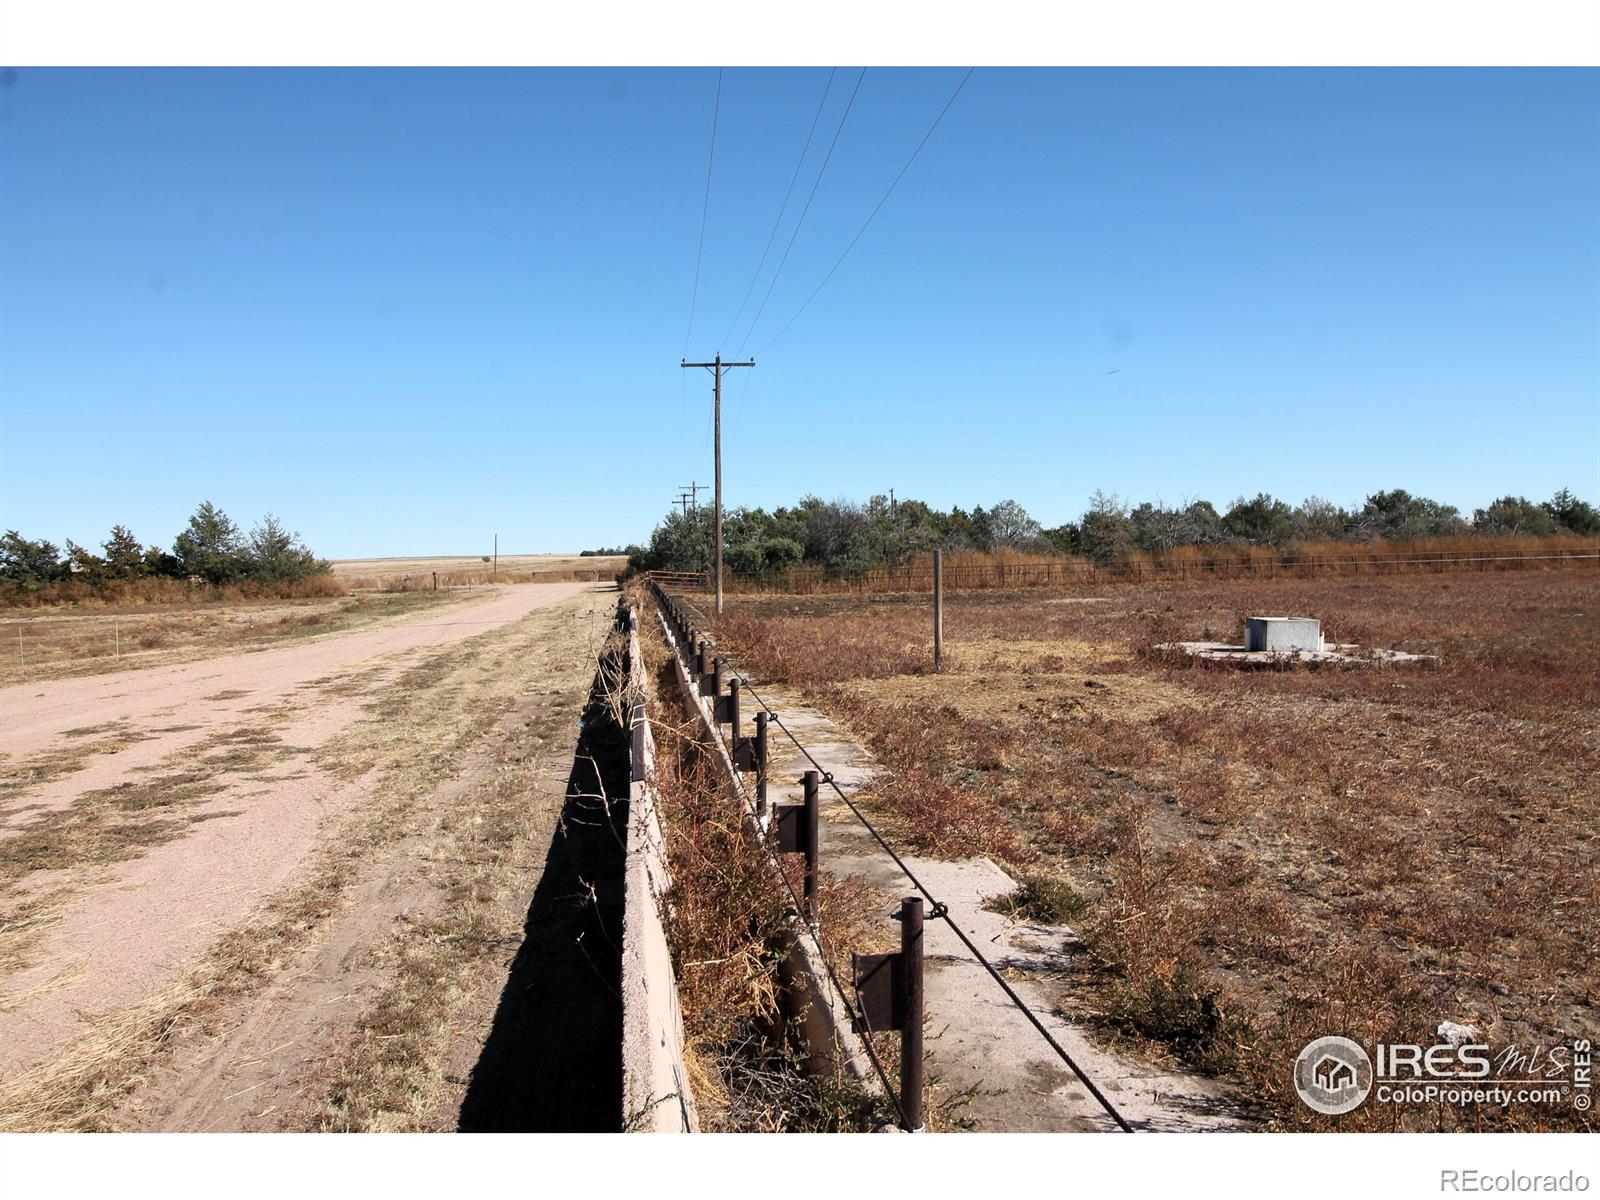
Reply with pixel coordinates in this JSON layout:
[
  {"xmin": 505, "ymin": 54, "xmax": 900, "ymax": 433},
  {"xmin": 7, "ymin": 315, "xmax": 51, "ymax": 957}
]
[
  {"xmin": 714, "ymin": 548, "xmax": 1600, "ymax": 595},
  {"xmin": 642, "ymin": 589, "xmax": 914, "ymax": 1128},
  {"xmin": 3, "ymin": 614, "xmax": 144, "ymax": 674},
  {"xmin": 649, "ymin": 580, "xmax": 1134, "ymax": 1132}
]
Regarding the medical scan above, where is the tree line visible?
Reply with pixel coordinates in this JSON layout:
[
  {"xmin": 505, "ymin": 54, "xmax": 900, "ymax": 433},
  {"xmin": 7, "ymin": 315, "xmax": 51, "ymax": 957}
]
[
  {"xmin": 628, "ymin": 487, "xmax": 1600, "ymax": 575},
  {"xmin": 1, "ymin": 501, "xmax": 332, "ymax": 591}
]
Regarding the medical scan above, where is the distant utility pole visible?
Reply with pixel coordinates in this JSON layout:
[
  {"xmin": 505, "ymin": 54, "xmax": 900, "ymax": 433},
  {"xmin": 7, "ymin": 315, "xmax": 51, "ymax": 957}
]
[
  {"xmin": 493, "ymin": 533, "xmax": 498, "ymax": 580},
  {"xmin": 676, "ymin": 482, "xmax": 708, "ymax": 518},
  {"xmin": 681, "ymin": 354, "xmax": 754, "ymax": 614}
]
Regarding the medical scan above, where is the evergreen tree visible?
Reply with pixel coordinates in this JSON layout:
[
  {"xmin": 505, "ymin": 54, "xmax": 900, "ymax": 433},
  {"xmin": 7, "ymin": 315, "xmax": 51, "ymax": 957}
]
[
  {"xmin": 173, "ymin": 501, "xmax": 246, "ymax": 585},
  {"xmin": 1544, "ymin": 488, "xmax": 1600, "ymax": 535},
  {"xmin": 102, "ymin": 525, "xmax": 147, "ymax": 578},
  {"xmin": 0, "ymin": 531, "xmax": 65, "ymax": 587}
]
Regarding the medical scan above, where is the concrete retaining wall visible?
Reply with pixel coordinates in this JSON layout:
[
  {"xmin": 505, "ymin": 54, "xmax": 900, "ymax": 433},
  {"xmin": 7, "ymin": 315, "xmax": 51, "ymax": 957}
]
[{"xmin": 621, "ymin": 610, "xmax": 698, "ymax": 1133}]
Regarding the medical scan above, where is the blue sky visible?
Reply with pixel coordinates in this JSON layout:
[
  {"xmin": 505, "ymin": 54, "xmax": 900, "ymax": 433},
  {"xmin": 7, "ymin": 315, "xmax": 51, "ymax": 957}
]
[{"xmin": 2, "ymin": 67, "xmax": 1596, "ymax": 558}]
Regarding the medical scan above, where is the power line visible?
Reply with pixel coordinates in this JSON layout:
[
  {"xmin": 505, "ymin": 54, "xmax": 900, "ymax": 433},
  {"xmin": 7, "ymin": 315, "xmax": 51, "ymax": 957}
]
[
  {"xmin": 735, "ymin": 67, "xmax": 867, "ymax": 355},
  {"xmin": 753, "ymin": 68, "xmax": 975, "ymax": 360},
  {"xmin": 682, "ymin": 67, "xmax": 724, "ymax": 355},
  {"xmin": 730, "ymin": 356, "xmax": 757, "ymax": 439},
  {"xmin": 715, "ymin": 68, "xmax": 837, "ymax": 354}
]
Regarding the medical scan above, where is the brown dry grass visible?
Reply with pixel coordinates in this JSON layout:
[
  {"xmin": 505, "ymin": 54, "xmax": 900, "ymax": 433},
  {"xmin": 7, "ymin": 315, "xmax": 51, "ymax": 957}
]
[
  {"xmin": 0, "ymin": 589, "xmax": 475, "ymax": 686},
  {"xmin": 633, "ymin": 593, "xmax": 899, "ymax": 1132},
  {"xmin": 706, "ymin": 569, "xmax": 1600, "ymax": 1131},
  {"xmin": 726, "ymin": 535, "xmax": 1600, "ymax": 595},
  {"xmin": 334, "ymin": 553, "xmax": 627, "ymax": 592},
  {"xmin": 0, "ymin": 574, "xmax": 349, "ymax": 611}
]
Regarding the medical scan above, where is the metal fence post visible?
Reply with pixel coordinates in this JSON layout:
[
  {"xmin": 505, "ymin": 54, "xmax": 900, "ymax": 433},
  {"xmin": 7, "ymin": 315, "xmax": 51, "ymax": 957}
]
[
  {"xmin": 900, "ymin": 896, "xmax": 925, "ymax": 1131},
  {"xmin": 727, "ymin": 675, "xmax": 740, "ymax": 744},
  {"xmin": 755, "ymin": 710, "xmax": 770, "ymax": 826},
  {"xmin": 802, "ymin": 769, "xmax": 820, "ymax": 925},
  {"xmin": 933, "ymin": 549, "xmax": 944, "ymax": 673}
]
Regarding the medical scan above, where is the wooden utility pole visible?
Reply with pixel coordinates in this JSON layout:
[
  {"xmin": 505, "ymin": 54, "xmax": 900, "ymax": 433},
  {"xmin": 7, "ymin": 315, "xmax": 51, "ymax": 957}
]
[
  {"xmin": 681, "ymin": 354, "xmax": 754, "ymax": 613},
  {"xmin": 933, "ymin": 549, "xmax": 945, "ymax": 672},
  {"xmin": 493, "ymin": 533, "xmax": 498, "ymax": 580},
  {"xmin": 677, "ymin": 481, "xmax": 707, "ymax": 517}
]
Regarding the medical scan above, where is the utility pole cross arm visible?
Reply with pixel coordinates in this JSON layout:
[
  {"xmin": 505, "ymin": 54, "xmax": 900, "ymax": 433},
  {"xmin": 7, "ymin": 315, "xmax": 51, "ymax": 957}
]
[{"xmin": 680, "ymin": 353, "xmax": 755, "ymax": 615}]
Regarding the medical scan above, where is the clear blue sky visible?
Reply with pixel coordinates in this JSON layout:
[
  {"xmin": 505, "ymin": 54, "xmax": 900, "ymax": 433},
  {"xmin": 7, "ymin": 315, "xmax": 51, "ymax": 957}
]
[{"xmin": 2, "ymin": 67, "xmax": 1596, "ymax": 558}]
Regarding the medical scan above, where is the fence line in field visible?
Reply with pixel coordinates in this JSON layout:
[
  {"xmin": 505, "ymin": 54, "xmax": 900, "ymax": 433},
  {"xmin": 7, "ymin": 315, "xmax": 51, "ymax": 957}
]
[{"xmin": 717, "ymin": 549, "xmax": 1600, "ymax": 595}]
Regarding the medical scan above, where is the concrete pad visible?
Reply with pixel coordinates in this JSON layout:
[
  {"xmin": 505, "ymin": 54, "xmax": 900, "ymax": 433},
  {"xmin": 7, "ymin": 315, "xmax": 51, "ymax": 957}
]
[{"xmin": 1158, "ymin": 640, "xmax": 1438, "ymax": 667}]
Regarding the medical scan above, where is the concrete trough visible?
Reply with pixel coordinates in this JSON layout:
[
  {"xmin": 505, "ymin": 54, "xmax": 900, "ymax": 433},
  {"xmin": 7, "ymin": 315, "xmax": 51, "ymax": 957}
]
[{"xmin": 622, "ymin": 609, "xmax": 698, "ymax": 1133}]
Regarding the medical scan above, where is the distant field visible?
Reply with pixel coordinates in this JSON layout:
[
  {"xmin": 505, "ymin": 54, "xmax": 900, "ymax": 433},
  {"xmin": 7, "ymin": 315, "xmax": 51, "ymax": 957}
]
[
  {"xmin": 331, "ymin": 554, "xmax": 628, "ymax": 581},
  {"xmin": 0, "ymin": 589, "xmax": 476, "ymax": 685}
]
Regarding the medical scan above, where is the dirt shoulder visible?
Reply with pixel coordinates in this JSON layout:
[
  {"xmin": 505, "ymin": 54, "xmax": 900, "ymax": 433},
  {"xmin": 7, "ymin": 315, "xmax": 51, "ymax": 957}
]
[
  {"xmin": 0, "ymin": 588, "xmax": 485, "ymax": 688},
  {"xmin": 0, "ymin": 581, "xmax": 610, "ymax": 1130}
]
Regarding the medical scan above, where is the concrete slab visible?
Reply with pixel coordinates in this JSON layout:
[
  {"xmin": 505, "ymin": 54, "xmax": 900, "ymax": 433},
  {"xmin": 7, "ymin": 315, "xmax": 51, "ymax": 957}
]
[
  {"xmin": 1158, "ymin": 640, "xmax": 1437, "ymax": 667},
  {"xmin": 749, "ymin": 681, "xmax": 1254, "ymax": 1132}
]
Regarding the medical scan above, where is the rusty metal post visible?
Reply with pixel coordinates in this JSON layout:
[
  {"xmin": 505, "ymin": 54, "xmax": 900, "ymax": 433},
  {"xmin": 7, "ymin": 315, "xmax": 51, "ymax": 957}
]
[
  {"xmin": 802, "ymin": 769, "xmax": 820, "ymax": 925},
  {"xmin": 900, "ymin": 896, "xmax": 925, "ymax": 1131},
  {"xmin": 711, "ymin": 655, "xmax": 724, "ymax": 713},
  {"xmin": 727, "ymin": 675, "xmax": 741, "ymax": 745},
  {"xmin": 933, "ymin": 549, "xmax": 944, "ymax": 673},
  {"xmin": 755, "ymin": 711, "xmax": 770, "ymax": 826}
]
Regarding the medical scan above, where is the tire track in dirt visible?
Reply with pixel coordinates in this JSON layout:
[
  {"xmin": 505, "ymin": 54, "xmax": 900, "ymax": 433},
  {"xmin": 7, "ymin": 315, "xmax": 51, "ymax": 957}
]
[
  {"xmin": 119, "ymin": 591, "xmax": 614, "ymax": 1132},
  {"xmin": 0, "ymin": 583, "xmax": 593, "ymax": 1103}
]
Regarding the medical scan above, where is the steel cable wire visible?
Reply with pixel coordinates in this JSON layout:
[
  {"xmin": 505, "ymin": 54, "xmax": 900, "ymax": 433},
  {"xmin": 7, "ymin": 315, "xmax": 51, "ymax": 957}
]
[
  {"xmin": 648, "ymin": 600, "xmax": 912, "ymax": 1129},
  {"xmin": 658, "ymin": 584, "xmax": 1135, "ymax": 1132}
]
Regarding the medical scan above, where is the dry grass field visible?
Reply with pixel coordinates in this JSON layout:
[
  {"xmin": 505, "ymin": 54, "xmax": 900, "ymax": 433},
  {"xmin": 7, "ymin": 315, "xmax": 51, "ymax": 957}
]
[
  {"xmin": 333, "ymin": 553, "xmax": 627, "ymax": 587},
  {"xmin": 0, "ymin": 589, "xmax": 480, "ymax": 686},
  {"xmin": 705, "ymin": 570, "xmax": 1599, "ymax": 1130}
]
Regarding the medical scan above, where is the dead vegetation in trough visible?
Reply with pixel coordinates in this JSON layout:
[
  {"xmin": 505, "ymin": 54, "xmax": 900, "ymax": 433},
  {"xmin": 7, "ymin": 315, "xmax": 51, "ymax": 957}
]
[
  {"xmin": 709, "ymin": 570, "xmax": 1600, "ymax": 1131},
  {"xmin": 634, "ymin": 595, "xmax": 902, "ymax": 1132}
]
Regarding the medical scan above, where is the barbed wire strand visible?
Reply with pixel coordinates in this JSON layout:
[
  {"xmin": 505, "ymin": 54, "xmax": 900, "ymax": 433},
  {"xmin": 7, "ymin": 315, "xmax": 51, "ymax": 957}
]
[{"xmin": 653, "ymin": 584, "xmax": 1134, "ymax": 1132}]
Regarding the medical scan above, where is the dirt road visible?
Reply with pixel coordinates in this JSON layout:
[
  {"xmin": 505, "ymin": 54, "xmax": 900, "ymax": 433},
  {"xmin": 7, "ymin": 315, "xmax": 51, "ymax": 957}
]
[{"xmin": 0, "ymin": 582, "xmax": 614, "ymax": 1130}]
